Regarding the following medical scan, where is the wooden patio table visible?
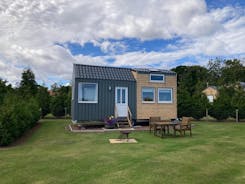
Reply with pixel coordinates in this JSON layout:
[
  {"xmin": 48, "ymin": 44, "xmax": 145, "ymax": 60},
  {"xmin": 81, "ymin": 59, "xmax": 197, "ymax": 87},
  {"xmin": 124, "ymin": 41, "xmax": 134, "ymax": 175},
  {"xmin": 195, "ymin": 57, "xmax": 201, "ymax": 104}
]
[{"xmin": 153, "ymin": 121, "xmax": 180, "ymax": 138}]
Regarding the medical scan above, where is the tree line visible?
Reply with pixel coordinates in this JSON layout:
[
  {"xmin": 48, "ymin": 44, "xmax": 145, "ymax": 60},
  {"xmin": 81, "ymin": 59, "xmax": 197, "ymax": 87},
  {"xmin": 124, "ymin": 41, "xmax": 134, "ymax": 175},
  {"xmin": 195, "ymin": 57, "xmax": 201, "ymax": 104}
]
[
  {"xmin": 0, "ymin": 69, "xmax": 71, "ymax": 146},
  {"xmin": 172, "ymin": 58, "xmax": 245, "ymax": 121},
  {"xmin": 0, "ymin": 58, "xmax": 244, "ymax": 145}
]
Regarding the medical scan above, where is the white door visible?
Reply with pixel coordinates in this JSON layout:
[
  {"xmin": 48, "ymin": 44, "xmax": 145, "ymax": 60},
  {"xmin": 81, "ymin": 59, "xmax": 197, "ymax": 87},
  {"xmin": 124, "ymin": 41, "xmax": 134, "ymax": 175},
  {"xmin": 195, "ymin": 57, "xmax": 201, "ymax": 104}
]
[{"xmin": 115, "ymin": 87, "xmax": 128, "ymax": 117}]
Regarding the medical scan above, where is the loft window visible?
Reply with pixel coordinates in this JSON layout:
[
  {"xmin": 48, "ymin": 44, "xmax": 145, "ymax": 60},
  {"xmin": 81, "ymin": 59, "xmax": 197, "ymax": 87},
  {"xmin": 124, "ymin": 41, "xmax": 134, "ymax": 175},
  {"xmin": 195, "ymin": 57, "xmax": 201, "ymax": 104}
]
[
  {"xmin": 78, "ymin": 83, "xmax": 98, "ymax": 103},
  {"xmin": 142, "ymin": 87, "xmax": 155, "ymax": 103},
  {"xmin": 150, "ymin": 74, "xmax": 165, "ymax": 82},
  {"xmin": 158, "ymin": 88, "xmax": 173, "ymax": 103}
]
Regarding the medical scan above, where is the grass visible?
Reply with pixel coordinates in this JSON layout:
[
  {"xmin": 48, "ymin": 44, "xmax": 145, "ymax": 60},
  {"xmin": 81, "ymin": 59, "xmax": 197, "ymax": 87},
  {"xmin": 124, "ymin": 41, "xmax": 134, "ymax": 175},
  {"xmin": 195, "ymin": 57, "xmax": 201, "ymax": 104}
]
[{"xmin": 0, "ymin": 119, "xmax": 245, "ymax": 184}]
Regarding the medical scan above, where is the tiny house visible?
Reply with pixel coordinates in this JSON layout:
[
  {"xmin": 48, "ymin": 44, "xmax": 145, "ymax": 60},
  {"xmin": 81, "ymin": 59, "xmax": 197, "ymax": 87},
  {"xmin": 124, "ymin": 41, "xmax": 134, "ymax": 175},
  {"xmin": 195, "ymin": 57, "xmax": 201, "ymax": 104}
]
[{"xmin": 71, "ymin": 64, "xmax": 177, "ymax": 124}]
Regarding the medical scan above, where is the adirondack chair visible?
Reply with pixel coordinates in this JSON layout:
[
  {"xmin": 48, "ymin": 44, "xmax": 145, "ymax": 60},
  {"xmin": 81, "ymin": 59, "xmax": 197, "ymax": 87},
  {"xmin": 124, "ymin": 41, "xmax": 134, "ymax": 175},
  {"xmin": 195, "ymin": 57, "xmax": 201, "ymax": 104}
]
[
  {"xmin": 173, "ymin": 117, "xmax": 192, "ymax": 136},
  {"xmin": 149, "ymin": 116, "xmax": 161, "ymax": 133}
]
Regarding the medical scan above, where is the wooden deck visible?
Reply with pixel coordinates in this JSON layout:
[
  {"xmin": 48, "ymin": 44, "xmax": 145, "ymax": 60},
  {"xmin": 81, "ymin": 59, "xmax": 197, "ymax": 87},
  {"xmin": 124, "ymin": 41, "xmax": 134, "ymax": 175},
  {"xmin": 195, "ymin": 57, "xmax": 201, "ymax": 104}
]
[{"xmin": 69, "ymin": 124, "xmax": 149, "ymax": 133}]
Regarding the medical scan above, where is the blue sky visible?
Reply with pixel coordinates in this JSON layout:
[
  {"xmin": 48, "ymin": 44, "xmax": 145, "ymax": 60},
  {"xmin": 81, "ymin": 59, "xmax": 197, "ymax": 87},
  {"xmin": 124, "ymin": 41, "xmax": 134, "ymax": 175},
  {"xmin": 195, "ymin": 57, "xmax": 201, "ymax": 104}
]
[
  {"xmin": 0, "ymin": 0, "xmax": 244, "ymax": 87},
  {"xmin": 62, "ymin": 0, "xmax": 245, "ymax": 68}
]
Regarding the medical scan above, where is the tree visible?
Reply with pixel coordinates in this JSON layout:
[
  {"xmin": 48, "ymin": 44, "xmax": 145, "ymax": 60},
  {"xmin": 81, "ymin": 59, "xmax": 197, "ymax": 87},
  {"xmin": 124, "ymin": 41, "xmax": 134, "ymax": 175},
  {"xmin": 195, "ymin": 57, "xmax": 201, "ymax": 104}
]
[
  {"xmin": 0, "ymin": 79, "xmax": 12, "ymax": 105},
  {"xmin": 172, "ymin": 65, "xmax": 208, "ymax": 119},
  {"xmin": 209, "ymin": 88, "xmax": 232, "ymax": 120},
  {"xmin": 19, "ymin": 69, "xmax": 38, "ymax": 97},
  {"xmin": 49, "ymin": 85, "xmax": 71, "ymax": 117},
  {"xmin": 230, "ymin": 87, "xmax": 245, "ymax": 120},
  {"xmin": 0, "ymin": 94, "xmax": 40, "ymax": 146},
  {"xmin": 36, "ymin": 85, "xmax": 50, "ymax": 117},
  {"xmin": 190, "ymin": 94, "xmax": 208, "ymax": 120},
  {"xmin": 221, "ymin": 59, "xmax": 245, "ymax": 85},
  {"xmin": 177, "ymin": 88, "xmax": 193, "ymax": 118},
  {"xmin": 50, "ymin": 95, "xmax": 65, "ymax": 117},
  {"xmin": 177, "ymin": 90, "xmax": 207, "ymax": 120},
  {"xmin": 207, "ymin": 58, "xmax": 223, "ymax": 86},
  {"xmin": 172, "ymin": 65, "xmax": 208, "ymax": 95}
]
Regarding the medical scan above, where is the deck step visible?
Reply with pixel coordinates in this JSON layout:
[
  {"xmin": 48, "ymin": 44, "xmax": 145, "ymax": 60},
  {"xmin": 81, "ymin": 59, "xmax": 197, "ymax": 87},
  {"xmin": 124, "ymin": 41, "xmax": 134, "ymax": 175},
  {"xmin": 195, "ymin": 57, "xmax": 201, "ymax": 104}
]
[
  {"xmin": 117, "ymin": 117, "xmax": 130, "ymax": 128},
  {"xmin": 117, "ymin": 121, "xmax": 130, "ymax": 125},
  {"xmin": 117, "ymin": 117, "xmax": 128, "ymax": 121}
]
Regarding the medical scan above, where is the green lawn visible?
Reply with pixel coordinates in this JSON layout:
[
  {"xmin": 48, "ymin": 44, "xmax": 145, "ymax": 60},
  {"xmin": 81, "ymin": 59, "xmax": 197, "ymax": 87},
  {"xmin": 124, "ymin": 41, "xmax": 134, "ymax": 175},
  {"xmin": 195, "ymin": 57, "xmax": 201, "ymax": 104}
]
[{"xmin": 0, "ymin": 119, "xmax": 245, "ymax": 184}]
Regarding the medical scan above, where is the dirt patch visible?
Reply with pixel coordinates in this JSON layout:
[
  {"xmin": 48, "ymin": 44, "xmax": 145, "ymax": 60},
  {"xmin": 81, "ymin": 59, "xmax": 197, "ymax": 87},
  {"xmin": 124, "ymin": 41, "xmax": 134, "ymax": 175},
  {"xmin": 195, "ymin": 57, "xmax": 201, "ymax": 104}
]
[
  {"xmin": 0, "ymin": 122, "xmax": 41, "ymax": 149},
  {"xmin": 109, "ymin": 139, "xmax": 137, "ymax": 143}
]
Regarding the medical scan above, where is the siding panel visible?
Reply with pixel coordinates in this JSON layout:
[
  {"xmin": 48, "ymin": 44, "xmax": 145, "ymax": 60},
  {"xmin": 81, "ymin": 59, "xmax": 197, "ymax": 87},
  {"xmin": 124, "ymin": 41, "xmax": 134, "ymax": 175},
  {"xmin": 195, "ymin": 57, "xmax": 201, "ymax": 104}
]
[{"xmin": 74, "ymin": 79, "xmax": 136, "ymax": 122}]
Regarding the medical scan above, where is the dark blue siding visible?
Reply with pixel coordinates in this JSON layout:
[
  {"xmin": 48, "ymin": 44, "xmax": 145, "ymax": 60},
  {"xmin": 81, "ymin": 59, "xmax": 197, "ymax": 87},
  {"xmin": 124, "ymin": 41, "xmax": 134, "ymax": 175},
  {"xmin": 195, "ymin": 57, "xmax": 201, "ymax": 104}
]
[{"xmin": 72, "ymin": 78, "xmax": 136, "ymax": 122}]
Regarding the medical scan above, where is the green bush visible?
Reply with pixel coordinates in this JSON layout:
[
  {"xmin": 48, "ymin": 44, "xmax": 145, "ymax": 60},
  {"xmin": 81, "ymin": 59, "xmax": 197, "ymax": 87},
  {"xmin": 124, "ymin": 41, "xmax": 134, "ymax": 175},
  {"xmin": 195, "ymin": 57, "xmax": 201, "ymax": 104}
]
[
  {"xmin": 36, "ymin": 86, "xmax": 50, "ymax": 117},
  {"xmin": 50, "ymin": 95, "xmax": 65, "ymax": 117},
  {"xmin": 230, "ymin": 89, "xmax": 245, "ymax": 120},
  {"xmin": 178, "ymin": 90, "xmax": 207, "ymax": 120},
  {"xmin": 209, "ymin": 97, "xmax": 231, "ymax": 121},
  {"xmin": 0, "ymin": 95, "xmax": 40, "ymax": 146}
]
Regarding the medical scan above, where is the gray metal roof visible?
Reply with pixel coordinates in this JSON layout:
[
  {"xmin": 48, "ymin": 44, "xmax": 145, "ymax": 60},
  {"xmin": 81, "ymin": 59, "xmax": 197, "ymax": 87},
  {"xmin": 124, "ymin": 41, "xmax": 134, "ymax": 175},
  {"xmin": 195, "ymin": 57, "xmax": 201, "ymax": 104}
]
[
  {"xmin": 208, "ymin": 86, "xmax": 218, "ymax": 90},
  {"xmin": 133, "ymin": 68, "xmax": 176, "ymax": 75},
  {"xmin": 73, "ymin": 64, "xmax": 136, "ymax": 81}
]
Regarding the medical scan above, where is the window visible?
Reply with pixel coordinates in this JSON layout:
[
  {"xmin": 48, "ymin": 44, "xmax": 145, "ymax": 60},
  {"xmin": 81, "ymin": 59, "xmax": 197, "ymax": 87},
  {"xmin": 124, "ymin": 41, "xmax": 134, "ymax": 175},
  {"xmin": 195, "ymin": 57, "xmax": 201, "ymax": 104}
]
[
  {"xmin": 116, "ymin": 87, "xmax": 127, "ymax": 104},
  {"xmin": 207, "ymin": 95, "xmax": 214, "ymax": 103},
  {"xmin": 158, "ymin": 88, "xmax": 173, "ymax": 103},
  {"xmin": 150, "ymin": 74, "xmax": 165, "ymax": 82},
  {"xmin": 78, "ymin": 83, "xmax": 98, "ymax": 103},
  {"xmin": 142, "ymin": 87, "xmax": 155, "ymax": 103}
]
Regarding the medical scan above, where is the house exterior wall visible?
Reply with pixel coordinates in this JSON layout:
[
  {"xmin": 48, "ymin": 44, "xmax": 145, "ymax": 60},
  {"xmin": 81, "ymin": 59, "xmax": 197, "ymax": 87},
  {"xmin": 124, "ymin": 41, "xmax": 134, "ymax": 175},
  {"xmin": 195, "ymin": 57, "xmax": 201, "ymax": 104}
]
[
  {"xmin": 202, "ymin": 87, "xmax": 219, "ymax": 99},
  {"xmin": 72, "ymin": 78, "xmax": 136, "ymax": 122},
  {"xmin": 133, "ymin": 72, "xmax": 177, "ymax": 120}
]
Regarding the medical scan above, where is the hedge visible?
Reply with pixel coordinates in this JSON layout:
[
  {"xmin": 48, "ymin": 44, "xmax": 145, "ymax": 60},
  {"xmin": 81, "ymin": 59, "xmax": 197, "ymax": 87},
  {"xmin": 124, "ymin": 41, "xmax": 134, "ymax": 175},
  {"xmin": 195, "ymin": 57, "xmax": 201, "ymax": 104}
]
[{"xmin": 0, "ymin": 95, "xmax": 40, "ymax": 146}]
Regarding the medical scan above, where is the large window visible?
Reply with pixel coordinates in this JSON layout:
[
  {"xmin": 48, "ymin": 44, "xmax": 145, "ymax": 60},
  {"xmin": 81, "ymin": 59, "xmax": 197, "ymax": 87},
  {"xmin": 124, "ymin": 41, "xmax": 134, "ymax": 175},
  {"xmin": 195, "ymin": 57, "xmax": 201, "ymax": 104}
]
[
  {"xmin": 150, "ymin": 74, "xmax": 165, "ymax": 82},
  {"xmin": 158, "ymin": 88, "xmax": 173, "ymax": 103},
  {"xmin": 142, "ymin": 87, "xmax": 155, "ymax": 103},
  {"xmin": 78, "ymin": 83, "xmax": 98, "ymax": 103}
]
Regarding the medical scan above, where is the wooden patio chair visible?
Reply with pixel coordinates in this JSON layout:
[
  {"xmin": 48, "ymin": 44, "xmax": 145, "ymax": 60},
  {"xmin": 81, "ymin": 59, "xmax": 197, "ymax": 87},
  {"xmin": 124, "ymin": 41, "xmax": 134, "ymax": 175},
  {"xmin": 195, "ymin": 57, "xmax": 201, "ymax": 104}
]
[
  {"xmin": 173, "ymin": 117, "xmax": 192, "ymax": 136},
  {"xmin": 149, "ymin": 116, "xmax": 161, "ymax": 133}
]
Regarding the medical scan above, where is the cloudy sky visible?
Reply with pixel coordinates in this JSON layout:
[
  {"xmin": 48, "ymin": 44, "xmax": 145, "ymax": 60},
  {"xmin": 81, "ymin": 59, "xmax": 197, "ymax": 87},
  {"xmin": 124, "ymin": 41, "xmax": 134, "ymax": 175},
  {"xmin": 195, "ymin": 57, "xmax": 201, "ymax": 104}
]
[{"xmin": 0, "ymin": 0, "xmax": 245, "ymax": 87}]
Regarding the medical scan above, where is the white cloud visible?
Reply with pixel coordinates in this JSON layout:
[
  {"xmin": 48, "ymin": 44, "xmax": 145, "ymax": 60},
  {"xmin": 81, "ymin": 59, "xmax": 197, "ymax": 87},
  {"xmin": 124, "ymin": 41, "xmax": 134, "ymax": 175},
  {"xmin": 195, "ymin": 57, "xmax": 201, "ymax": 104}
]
[
  {"xmin": 94, "ymin": 40, "xmax": 127, "ymax": 54},
  {"xmin": 0, "ymin": 0, "xmax": 244, "ymax": 86}
]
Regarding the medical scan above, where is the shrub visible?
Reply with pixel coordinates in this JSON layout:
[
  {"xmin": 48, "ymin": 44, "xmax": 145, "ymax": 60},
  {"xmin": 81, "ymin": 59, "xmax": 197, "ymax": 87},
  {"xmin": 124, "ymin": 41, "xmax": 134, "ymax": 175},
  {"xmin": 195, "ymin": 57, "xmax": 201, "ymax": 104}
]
[
  {"xmin": 0, "ymin": 95, "xmax": 40, "ymax": 146},
  {"xmin": 190, "ymin": 95, "xmax": 207, "ymax": 120},
  {"xmin": 36, "ymin": 86, "xmax": 50, "ymax": 117},
  {"xmin": 178, "ymin": 90, "xmax": 207, "ymax": 120},
  {"xmin": 230, "ymin": 88, "xmax": 245, "ymax": 120},
  {"xmin": 209, "ymin": 95, "xmax": 231, "ymax": 121},
  {"xmin": 50, "ymin": 95, "xmax": 65, "ymax": 117}
]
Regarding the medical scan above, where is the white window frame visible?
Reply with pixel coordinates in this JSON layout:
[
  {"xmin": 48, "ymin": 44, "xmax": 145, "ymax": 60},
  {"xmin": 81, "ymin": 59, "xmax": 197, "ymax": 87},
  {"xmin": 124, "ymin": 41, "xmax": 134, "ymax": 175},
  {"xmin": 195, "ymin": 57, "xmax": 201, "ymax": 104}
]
[
  {"xmin": 207, "ymin": 95, "xmax": 214, "ymax": 103},
  {"xmin": 150, "ymin": 74, "xmax": 165, "ymax": 83},
  {"xmin": 158, "ymin": 88, "xmax": 173, "ymax": 103},
  {"xmin": 78, "ymin": 82, "xmax": 98, "ymax": 103},
  {"xmin": 142, "ymin": 87, "xmax": 155, "ymax": 103}
]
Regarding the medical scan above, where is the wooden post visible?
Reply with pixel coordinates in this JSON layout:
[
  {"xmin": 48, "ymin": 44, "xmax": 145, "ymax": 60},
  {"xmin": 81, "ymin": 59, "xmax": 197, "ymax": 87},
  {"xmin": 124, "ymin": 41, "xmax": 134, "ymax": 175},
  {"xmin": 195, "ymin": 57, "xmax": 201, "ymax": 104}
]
[
  {"xmin": 206, "ymin": 108, "xmax": 208, "ymax": 118},
  {"xmin": 236, "ymin": 109, "xmax": 239, "ymax": 123}
]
